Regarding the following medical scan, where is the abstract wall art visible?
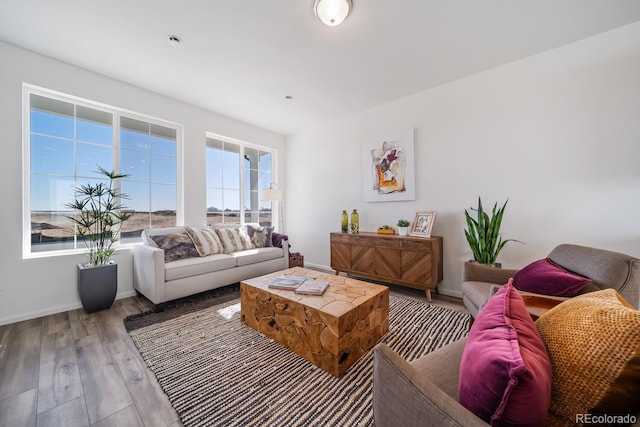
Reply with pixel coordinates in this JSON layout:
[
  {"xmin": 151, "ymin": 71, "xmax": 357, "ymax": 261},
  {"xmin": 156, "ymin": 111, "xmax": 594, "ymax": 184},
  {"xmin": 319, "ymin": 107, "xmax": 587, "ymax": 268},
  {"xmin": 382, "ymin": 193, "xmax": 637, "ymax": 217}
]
[{"xmin": 363, "ymin": 128, "xmax": 415, "ymax": 202}]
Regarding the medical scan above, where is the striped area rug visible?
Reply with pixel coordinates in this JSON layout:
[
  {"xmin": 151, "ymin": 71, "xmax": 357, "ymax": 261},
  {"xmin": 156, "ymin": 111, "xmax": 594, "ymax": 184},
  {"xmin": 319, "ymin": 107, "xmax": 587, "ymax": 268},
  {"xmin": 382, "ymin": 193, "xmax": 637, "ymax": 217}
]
[{"xmin": 127, "ymin": 294, "xmax": 470, "ymax": 426}]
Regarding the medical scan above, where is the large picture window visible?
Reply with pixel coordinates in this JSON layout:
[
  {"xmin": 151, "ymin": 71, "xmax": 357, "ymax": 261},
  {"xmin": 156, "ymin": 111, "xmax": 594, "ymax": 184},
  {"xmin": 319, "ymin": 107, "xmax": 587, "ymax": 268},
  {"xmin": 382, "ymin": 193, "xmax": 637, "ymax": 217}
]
[
  {"xmin": 205, "ymin": 136, "xmax": 276, "ymax": 228},
  {"xmin": 24, "ymin": 85, "xmax": 181, "ymax": 256}
]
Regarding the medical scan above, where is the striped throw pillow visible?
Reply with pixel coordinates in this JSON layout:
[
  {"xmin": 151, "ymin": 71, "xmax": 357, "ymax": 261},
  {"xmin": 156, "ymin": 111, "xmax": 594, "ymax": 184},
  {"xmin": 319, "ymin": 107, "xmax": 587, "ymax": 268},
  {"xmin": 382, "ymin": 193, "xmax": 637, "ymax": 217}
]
[
  {"xmin": 184, "ymin": 226, "xmax": 224, "ymax": 256},
  {"xmin": 215, "ymin": 226, "xmax": 254, "ymax": 254}
]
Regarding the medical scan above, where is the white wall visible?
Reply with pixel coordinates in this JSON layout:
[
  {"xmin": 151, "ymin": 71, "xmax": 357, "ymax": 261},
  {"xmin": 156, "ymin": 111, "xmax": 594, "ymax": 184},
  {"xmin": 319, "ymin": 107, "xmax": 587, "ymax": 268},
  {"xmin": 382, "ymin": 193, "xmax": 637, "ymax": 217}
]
[
  {"xmin": 286, "ymin": 22, "xmax": 640, "ymax": 298},
  {"xmin": 3, "ymin": 21, "xmax": 639, "ymax": 324},
  {"xmin": 0, "ymin": 41, "xmax": 286, "ymax": 325}
]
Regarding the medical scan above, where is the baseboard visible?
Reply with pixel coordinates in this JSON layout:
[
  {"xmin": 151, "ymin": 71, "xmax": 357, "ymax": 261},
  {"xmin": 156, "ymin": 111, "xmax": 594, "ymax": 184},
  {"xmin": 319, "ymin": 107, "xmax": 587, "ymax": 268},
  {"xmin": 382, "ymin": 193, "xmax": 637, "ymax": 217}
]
[
  {"xmin": 0, "ymin": 289, "xmax": 138, "ymax": 326},
  {"xmin": 0, "ymin": 302, "xmax": 82, "ymax": 326},
  {"xmin": 439, "ymin": 289, "xmax": 463, "ymax": 299},
  {"xmin": 302, "ymin": 262, "xmax": 334, "ymax": 273},
  {"xmin": 116, "ymin": 290, "xmax": 138, "ymax": 300}
]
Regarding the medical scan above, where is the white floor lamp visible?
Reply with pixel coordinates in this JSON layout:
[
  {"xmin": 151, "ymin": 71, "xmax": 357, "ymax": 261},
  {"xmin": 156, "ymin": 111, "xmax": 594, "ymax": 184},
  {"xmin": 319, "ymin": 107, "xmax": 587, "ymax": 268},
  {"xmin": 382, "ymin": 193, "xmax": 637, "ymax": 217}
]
[{"xmin": 260, "ymin": 184, "xmax": 284, "ymax": 232}]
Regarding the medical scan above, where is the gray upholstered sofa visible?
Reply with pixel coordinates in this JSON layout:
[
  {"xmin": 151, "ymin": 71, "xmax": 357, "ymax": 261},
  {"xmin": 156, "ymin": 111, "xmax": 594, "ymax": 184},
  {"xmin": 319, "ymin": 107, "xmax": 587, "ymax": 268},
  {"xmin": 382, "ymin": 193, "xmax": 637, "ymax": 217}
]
[
  {"xmin": 373, "ymin": 244, "xmax": 640, "ymax": 426},
  {"xmin": 463, "ymin": 244, "xmax": 640, "ymax": 317},
  {"xmin": 133, "ymin": 224, "xmax": 289, "ymax": 305}
]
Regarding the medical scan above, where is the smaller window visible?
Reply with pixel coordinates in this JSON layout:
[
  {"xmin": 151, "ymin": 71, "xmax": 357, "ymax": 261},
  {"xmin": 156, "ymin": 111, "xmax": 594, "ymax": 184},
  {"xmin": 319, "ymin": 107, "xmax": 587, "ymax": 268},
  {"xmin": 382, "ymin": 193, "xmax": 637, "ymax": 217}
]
[{"xmin": 206, "ymin": 136, "xmax": 276, "ymax": 228}]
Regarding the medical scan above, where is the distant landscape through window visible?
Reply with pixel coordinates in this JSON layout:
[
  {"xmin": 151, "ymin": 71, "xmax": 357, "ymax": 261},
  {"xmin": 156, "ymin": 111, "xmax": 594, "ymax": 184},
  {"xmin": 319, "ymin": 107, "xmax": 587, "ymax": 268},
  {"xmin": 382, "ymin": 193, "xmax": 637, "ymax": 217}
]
[
  {"xmin": 205, "ymin": 136, "xmax": 274, "ymax": 228},
  {"xmin": 25, "ymin": 86, "xmax": 276, "ymax": 258},
  {"xmin": 26, "ymin": 87, "xmax": 180, "ymax": 254}
]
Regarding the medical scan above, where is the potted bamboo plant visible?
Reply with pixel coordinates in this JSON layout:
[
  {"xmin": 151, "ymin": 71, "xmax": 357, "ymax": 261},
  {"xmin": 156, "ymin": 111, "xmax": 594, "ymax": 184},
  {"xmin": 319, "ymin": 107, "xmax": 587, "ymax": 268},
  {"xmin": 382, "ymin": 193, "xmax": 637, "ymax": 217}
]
[
  {"xmin": 464, "ymin": 197, "xmax": 521, "ymax": 266},
  {"xmin": 66, "ymin": 167, "xmax": 133, "ymax": 313}
]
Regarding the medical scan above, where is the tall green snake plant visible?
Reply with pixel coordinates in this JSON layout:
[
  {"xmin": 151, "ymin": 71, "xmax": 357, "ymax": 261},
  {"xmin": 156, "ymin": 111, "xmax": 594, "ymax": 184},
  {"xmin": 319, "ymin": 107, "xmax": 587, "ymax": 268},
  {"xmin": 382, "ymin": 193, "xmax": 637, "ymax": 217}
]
[{"xmin": 464, "ymin": 198, "xmax": 522, "ymax": 266}]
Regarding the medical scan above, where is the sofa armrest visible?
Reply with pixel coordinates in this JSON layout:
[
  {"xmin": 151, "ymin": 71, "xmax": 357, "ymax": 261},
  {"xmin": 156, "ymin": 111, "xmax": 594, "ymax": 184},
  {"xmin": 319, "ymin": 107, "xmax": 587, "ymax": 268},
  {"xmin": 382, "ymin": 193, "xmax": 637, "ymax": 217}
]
[
  {"xmin": 281, "ymin": 239, "xmax": 290, "ymax": 269},
  {"xmin": 463, "ymin": 261, "xmax": 519, "ymax": 285},
  {"xmin": 133, "ymin": 244, "xmax": 166, "ymax": 304},
  {"xmin": 373, "ymin": 343, "xmax": 487, "ymax": 427}
]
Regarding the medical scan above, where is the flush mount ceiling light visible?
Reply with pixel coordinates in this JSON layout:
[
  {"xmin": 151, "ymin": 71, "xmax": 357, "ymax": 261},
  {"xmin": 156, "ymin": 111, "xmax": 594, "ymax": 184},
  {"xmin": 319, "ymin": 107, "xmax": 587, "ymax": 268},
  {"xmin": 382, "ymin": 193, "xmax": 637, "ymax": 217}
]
[{"xmin": 314, "ymin": 0, "xmax": 352, "ymax": 27}]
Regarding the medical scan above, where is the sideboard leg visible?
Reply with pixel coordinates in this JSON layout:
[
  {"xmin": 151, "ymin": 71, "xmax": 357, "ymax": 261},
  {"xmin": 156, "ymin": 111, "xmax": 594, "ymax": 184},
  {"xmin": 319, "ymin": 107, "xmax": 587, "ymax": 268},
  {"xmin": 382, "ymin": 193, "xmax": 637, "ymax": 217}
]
[{"xmin": 425, "ymin": 289, "xmax": 432, "ymax": 302}]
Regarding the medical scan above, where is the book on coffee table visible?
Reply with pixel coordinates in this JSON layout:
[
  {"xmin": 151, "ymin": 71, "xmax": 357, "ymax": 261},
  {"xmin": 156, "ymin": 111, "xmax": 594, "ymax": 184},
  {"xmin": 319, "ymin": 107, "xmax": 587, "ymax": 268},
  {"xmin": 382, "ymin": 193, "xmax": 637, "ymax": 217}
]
[
  {"xmin": 268, "ymin": 275, "xmax": 307, "ymax": 290},
  {"xmin": 295, "ymin": 280, "xmax": 330, "ymax": 295}
]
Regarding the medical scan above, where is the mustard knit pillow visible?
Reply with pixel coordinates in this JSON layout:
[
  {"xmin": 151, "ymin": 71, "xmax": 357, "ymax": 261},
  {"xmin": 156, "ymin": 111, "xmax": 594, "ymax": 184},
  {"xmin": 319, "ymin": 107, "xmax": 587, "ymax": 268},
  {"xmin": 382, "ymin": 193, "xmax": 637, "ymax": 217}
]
[{"xmin": 535, "ymin": 289, "xmax": 640, "ymax": 426}]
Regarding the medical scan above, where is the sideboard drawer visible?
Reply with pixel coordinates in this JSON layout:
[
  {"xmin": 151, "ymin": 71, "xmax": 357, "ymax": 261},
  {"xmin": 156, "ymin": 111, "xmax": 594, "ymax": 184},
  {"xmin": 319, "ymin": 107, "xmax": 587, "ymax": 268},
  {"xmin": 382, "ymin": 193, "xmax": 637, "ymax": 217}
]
[
  {"xmin": 375, "ymin": 237, "xmax": 401, "ymax": 248},
  {"xmin": 350, "ymin": 235, "xmax": 373, "ymax": 245},
  {"xmin": 331, "ymin": 233, "xmax": 350, "ymax": 244},
  {"xmin": 402, "ymin": 240, "xmax": 432, "ymax": 251}
]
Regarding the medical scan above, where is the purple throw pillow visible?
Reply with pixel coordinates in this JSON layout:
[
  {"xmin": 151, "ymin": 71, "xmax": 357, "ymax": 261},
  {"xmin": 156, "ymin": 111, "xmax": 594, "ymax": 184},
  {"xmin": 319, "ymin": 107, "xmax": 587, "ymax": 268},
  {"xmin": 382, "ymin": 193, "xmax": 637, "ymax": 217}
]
[
  {"xmin": 512, "ymin": 258, "xmax": 591, "ymax": 297},
  {"xmin": 459, "ymin": 280, "xmax": 552, "ymax": 426},
  {"xmin": 272, "ymin": 232, "xmax": 288, "ymax": 248}
]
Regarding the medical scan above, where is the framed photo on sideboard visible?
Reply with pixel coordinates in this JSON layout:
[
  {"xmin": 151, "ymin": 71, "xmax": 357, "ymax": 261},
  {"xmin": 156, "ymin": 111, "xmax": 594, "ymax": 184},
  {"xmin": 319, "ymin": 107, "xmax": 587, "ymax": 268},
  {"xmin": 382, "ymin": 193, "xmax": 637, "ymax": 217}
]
[{"xmin": 410, "ymin": 211, "xmax": 436, "ymax": 237}]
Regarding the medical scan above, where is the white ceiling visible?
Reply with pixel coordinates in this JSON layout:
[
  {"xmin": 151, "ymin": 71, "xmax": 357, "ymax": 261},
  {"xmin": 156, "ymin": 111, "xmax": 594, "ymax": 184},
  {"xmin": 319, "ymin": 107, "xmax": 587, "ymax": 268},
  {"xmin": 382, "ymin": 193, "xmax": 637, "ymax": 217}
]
[{"xmin": 2, "ymin": 1, "xmax": 640, "ymax": 136}]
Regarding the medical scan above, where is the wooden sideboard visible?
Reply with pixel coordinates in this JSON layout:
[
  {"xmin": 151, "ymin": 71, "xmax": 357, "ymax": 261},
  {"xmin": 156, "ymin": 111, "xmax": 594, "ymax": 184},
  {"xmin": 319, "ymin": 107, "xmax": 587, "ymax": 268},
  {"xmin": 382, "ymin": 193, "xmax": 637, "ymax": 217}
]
[{"xmin": 330, "ymin": 232, "xmax": 443, "ymax": 301}]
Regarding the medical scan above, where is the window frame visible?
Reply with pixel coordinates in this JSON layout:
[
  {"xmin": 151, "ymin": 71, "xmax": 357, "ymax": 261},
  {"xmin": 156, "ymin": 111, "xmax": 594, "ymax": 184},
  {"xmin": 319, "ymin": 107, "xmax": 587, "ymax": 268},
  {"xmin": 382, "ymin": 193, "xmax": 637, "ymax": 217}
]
[
  {"xmin": 205, "ymin": 132, "xmax": 278, "ymax": 229},
  {"xmin": 22, "ymin": 84, "xmax": 184, "ymax": 259}
]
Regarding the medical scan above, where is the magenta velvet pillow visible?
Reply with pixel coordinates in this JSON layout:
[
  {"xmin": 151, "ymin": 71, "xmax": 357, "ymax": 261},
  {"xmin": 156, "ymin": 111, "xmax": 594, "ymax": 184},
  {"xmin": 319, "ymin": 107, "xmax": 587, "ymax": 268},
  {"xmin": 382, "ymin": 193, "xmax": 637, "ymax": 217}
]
[
  {"xmin": 459, "ymin": 280, "xmax": 552, "ymax": 426},
  {"xmin": 512, "ymin": 258, "xmax": 591, "ymax": 297}
]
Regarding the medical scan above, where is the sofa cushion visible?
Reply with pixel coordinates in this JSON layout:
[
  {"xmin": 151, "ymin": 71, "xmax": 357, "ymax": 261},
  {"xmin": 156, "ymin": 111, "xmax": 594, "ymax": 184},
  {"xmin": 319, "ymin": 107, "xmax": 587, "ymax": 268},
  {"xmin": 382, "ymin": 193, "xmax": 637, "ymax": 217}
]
[
  {"xmin": 459, "ymin": 280, "xmax": 552, "ymax": 426},
  {"xmin": 164, "ymin": 253, "xmax": 237, "ymax": 281},
  {"xmin": 247, "ymin": 225, "xmax": 274, "ymax": 248},
  {"xmin": 535, "ymin": 289, "xmax": 640, "ymax": 425},
  {"xmin": 141, "ymin": 226, "xmax": 186, "ymax": 247},
  {"xmin": 411, "ymin": 337, "xmax": 467, "ymax": 401},
  {"xmin": 232, "ymin": 247, "xmax": 283, "ymax": 266},
  {"xmin": 512, "ymin": 258, "xmax": 591, "ymax": 297},
  {"xmin": 461, "ymin": 281, "xmax": 497, "ymax": 314},
  {"xmin": 184, "ymin": 226, "xmax": 224, "ymax": 256},
  {"xmin": 215, "ymin": 226, "xmax": 254, "ymax": 254},
  {"xmin": 149, "ymin": 232, "xmax": 199, "ymax": 263}
]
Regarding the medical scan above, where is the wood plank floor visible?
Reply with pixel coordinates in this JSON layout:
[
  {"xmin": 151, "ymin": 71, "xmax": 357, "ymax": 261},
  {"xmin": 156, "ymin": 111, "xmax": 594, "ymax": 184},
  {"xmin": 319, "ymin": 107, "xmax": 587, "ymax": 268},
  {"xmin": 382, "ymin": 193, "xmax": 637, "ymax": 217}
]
[
  {"xmin": 0, "ymin": 295, "xmax": 182, "ymax": 427},
  {"xmin": 0, "ymin": 282, "xmax": 465, "ymax": 427}
]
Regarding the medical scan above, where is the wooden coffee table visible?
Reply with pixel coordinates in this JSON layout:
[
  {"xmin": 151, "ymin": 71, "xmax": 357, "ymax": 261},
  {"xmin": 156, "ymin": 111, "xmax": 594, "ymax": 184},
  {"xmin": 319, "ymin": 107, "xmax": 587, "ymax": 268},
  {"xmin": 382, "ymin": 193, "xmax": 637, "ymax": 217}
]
[{"xmin": 240, "ymin": 267, "xmax": 389, "ymax": 377}]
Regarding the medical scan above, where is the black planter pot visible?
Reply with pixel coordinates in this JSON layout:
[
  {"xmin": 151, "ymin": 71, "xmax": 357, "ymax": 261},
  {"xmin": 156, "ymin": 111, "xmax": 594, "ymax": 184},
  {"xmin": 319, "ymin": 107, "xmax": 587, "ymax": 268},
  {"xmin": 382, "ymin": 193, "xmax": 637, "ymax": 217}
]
[{"xmin": 77, "ymin": 262, "xmax": 117, "ymax": 313}]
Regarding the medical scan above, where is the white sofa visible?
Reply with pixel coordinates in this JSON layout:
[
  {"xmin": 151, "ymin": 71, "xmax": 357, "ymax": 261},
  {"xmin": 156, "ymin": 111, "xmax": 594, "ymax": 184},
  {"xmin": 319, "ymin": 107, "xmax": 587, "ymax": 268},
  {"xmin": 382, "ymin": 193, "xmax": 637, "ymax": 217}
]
[{"xmin": 133, "ymin": 224, "xmax": 289, "ymax": 305}]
